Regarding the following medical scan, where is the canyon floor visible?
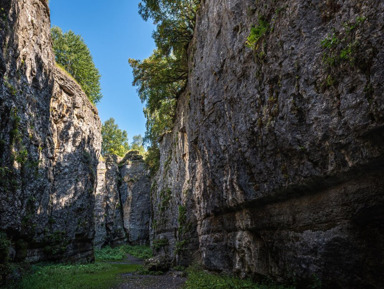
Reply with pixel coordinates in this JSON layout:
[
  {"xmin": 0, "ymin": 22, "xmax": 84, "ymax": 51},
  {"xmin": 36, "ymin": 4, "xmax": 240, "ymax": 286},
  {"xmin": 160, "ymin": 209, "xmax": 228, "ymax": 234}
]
[{"xmin": 113, "ymin": 255, "xmax": 186, "ymax": 289}]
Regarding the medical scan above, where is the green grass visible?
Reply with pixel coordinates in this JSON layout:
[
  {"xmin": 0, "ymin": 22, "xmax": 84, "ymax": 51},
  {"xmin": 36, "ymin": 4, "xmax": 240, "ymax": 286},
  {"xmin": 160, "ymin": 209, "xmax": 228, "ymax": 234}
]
[
  {"xmin": 95, "ymin": 245, "xmax": 152, "ymax": 261},
  {"xmin": 184, "ymin": 267, "xmax": 295, "ymax": 289},
  {"xmin": 10, "ymin": 262, "xmax": 139, "ymax": 289}
]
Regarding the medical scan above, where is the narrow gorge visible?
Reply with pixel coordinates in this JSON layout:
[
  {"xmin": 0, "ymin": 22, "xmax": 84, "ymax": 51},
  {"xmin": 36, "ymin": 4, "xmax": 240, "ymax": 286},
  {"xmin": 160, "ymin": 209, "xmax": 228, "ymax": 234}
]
[{"xmin": 1, "ymin": 0, "xmax": 383, "ymax": 288}]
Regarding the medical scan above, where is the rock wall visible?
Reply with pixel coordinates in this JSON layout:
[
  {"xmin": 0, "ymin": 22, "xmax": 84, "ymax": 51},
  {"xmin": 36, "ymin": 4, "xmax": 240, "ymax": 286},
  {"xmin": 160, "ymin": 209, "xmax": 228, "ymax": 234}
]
[
  {"xmin": 120, "ymin": 151, "xmax": 151, "ymax": 245},
  {"xmin": 94, "ymin": 151, "xmax": 151, "ymax": 248},
  {"xmin": 0, "ymin": 0, "xmax": 101, "ymax": 265},
  {"xmin": 152, "ymin": 0, "xmax": 384, "ymax": 288}
]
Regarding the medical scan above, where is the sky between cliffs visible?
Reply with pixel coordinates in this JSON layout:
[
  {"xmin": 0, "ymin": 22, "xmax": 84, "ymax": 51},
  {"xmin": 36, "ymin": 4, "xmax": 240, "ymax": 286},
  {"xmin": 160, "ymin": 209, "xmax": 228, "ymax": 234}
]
[{"xmin": 50, "ymin": 0, "xmax": 156, "ymax": 142}]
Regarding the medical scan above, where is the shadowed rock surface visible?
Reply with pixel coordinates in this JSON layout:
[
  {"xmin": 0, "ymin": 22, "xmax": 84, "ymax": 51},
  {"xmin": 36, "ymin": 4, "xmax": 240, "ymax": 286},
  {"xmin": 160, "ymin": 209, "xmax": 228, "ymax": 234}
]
[
  {"xmin": 0, "ymin": 0, "xmax": 101, "ymax": 264},
  {"xmin": 1, "ymin": 0, "xmax": 383, "ymax": 288},
  {"xmin": 151, "ymin": 0, "xmax": 384, "ymax": 288}
]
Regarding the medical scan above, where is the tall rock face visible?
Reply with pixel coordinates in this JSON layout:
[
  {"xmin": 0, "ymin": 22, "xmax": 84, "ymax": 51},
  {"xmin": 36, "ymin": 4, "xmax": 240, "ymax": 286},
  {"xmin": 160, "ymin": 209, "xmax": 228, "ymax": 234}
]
[
  {"xmin": 94, "ymin": 151, "xmax": 151, "ymax": 248},
  {"xmin": 153, "ymin": 0, "xmax": 384, "ymax": 288},
  {"xmin": 94, "ymin": 155, "xmax": 126, "ymax": 248},
  {"xmin": 119, "ymin": 151, "xmax": 151, "ymax": 245},
  {"xmin": 0, "ymin": 0, "xmax": 101, "ymax": 265}
]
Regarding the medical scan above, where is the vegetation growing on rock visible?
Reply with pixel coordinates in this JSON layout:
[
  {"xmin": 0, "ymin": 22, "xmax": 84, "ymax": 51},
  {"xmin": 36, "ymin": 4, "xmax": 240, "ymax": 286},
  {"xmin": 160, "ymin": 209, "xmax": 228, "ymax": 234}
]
[
  {"xmin": 101, "ymin": 118, "xmax": 130, "ymax": 157},
  {"xmin": 51, "ymin": 26, "xmax": 102, "ymax": 104},
  {"xmin": 129, "ymin": 0, "xmax": 200, "ymax": 172}
]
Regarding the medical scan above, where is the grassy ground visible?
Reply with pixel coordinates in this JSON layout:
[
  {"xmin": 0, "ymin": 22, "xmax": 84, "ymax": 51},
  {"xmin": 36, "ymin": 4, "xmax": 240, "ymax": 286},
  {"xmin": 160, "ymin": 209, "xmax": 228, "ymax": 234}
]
[
  {"xmin": 6, "ymin": 246, "xmax": 296, "ymax": 289},
  {"xmin": 94, "ymin": 244, "xmax": 153, "ymax": 261},
  {"xmin": 184, "ymin": 267, "xmax": 296, "ymax": 289},
  {"xmin": 6, "ymin": 245, "xmax": 152, "ymax": 289},
  {"xmin": 9, "ymin": 262, "xmax": 139, "ymax": 289}
]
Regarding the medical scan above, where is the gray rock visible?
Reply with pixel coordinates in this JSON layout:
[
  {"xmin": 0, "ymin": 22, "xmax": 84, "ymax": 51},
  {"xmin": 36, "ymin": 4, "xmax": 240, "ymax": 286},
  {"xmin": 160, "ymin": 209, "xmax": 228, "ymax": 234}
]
[
  {"xmin": 144, "ymin": 255, "xmax": 172, "ymax": 272},
  {"xmin": 152, "ymin": 0, "xmax": 384, "ymax": 288},
  {"xmin": 94, "ymin": 151, "xmax": 151, "ymax": 247},
  {"xmin": 0, "ymin": 0, "xmax": 101, "ymax": 263},
  {"xmin": 120, "ymin": 151, "xmax": 151, "ymax": 245}
]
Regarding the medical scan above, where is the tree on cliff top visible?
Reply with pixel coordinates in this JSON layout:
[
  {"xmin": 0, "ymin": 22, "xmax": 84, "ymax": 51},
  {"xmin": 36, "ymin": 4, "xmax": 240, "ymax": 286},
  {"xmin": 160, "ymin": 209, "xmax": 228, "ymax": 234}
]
[
  {"xmin": 131, "ymin": 135, "xmax": 146, "ymax": 155},
  {"xmin": 101, "ymin": 118, "xmax": 130, "ymax": 157},
  {"xmin": 129, "ymin": 0, "xmax": 200, "ymax": 172},
  {"xmin": 51, "ymin": 26, "xmax": 102, "ymax": 104}
]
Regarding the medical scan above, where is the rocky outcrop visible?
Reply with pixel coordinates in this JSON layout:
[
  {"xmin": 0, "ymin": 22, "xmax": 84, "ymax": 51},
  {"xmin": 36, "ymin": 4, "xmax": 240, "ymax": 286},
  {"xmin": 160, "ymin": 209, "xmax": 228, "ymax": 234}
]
[
  {"xmin": 152, "ymin": 0, "xmax": 384, "ymax": 288},
  {"xmin": 0, "ymin": 0, "xmax": 101, "ymax": 265},
  {"xmin": 94, "ymin": 151, "xmax": 151, "ymax": 248}
]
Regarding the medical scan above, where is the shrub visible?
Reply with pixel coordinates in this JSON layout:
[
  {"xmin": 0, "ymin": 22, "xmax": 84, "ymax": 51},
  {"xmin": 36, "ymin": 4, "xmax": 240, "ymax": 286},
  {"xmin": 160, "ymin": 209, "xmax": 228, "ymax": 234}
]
[
  {"xmin": 185, "ymin": 267, "xmax": 296, "ymax": 289},
  {"xmin": 95, "ymin": 245, "xmax": 152, "ymax": 261},
  {"xmin": 0, "ymin": 232, "xmax": 10, "ymax": 263}
]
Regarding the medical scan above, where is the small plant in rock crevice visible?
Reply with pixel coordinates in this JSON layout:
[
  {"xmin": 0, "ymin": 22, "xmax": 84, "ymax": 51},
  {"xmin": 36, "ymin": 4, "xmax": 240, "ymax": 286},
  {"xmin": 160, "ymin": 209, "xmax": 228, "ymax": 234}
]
[
  {"xmin": 246, "ymin": 17, "xmax": 269, "ymax": 50},
  {"xmin": 320, "ymin": 16, "xmax": 369, "ymax": 77}
]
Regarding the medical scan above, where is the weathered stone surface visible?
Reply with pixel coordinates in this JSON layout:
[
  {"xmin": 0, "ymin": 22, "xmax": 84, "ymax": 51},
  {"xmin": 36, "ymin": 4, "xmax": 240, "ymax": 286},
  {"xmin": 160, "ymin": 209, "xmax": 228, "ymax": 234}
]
[
  {"xmin": 152, "ymin": 0, "xmax": 384, "ymax": 288},
  {"xmin": 94, "ymin": 151, "xmax": 151, "ymax": 247},
  {"xmin": 144, "ymin": 255, "xmax": 172, "ymax": 272},
  {"xmin": 94, "ymin": 155, "xmax": 126, "ymax": 248},
  {"xmin": 93, "ymin": 158, "xmax": 108, "ymax": 249},
  {"xmin": 120, "ymin": 151, "xmax": 151, "ymax": 245},
  {"xmin": 0, "ymin": 0, "xmax": 101, "ymax": 264}
]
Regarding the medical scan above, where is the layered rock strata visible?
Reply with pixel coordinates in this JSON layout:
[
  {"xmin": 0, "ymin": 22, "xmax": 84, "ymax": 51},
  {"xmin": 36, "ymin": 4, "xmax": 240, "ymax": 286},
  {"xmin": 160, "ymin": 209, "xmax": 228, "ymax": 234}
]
[
  {"xmin": 0, "ymin": 0, "xmax": 101, "ymax": 264},
  {"xmin": 152, "ymin": 0, "xmax": 384, "ymax": 288}
]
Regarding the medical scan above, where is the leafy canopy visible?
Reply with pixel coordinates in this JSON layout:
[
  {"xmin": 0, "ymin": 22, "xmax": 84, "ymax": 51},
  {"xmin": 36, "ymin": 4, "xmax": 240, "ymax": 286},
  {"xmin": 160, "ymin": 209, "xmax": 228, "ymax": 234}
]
[
  {"xmin": 129, "ymin": 0, "xmax": 200, "ymax": 172},
  {"xmin": 131, "ymin": 135, "xmax": 146, "ymax": 155},
  {"xmin": 101, "ymin": 118, "xmax": 130, "ymax": 157},
  {"xmin": 51, "ymin": 26, "xmax": 102, "ymax": 104}
]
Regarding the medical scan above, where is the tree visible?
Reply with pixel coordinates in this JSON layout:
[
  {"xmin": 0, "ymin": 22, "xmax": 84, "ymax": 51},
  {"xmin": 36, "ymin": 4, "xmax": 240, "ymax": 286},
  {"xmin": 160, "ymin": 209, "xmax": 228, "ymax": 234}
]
[
  {"xmin": 101, "ymin": 118, "xmax": 130, "ymax": 157},
  {"xmin": 129, "ymin": 1, "xmax": 200, "ymax": 171},
  {"xmin": 131, "ymin": 135, "xmax": 146, "ymax": 155},
  {"xmin": 51, "ymin": 26, "xmax": 102, "ymax": 104}
]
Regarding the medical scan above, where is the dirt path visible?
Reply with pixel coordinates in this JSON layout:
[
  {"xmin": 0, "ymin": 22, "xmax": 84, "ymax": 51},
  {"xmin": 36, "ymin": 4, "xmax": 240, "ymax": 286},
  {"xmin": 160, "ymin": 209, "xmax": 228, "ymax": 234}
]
[{"xmin": 113, "ymin": 255, "xmax": 186, "ymax": 289}]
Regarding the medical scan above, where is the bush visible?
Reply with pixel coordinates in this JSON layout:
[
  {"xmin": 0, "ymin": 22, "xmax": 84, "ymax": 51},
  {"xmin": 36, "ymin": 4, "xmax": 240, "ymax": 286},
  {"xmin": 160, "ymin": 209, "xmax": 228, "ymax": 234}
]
[
  {"xmin": 95, "ymin": 245, "xmax": 152, "ymax": 261},
  {"xmin": 185, "ymin": 267, "xmax": 296, "ymax": 289},
  {"xmin": 0, "ymin": 232, "xmax": 10, "ymax": 263}
]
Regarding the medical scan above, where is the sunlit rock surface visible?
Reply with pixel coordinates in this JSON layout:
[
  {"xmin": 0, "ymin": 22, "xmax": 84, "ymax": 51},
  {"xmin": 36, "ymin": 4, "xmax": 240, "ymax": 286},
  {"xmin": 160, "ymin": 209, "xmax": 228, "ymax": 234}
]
[
  {"xmin": 152, "ymin": 0, "xmax": 384, "ymax": 287},
  {"xmin": 94, "ymin": 151, "xmax": 150, "ymax": 248}
]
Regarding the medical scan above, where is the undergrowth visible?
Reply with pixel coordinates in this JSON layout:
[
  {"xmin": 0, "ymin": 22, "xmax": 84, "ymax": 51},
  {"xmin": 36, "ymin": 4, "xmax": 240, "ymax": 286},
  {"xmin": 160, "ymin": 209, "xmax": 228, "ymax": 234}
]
[
  {"xmin": 94, "ymin": 244, "xmax": 152, "ymax": 261},
  {"xmin": 8, "ymin": 263, "xmax": 139, "ymax": 289},
  {"xmin": 184, "ymin": 267, "xmax": 296, "ymax": 289}
]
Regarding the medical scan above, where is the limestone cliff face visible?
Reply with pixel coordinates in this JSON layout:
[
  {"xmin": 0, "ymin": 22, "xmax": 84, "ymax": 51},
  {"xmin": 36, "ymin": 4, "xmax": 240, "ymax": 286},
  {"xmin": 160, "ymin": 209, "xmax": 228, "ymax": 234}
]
[
  {"xmin": 0, "ymin": 0, "xmax": 101, "ymax": 264},
  {"xmin": 152, "ymin": 0, "xmax": 384, "ymax": 287},
  {"xmin": 94, "ymin": 151, "xmax": 151, "ymax": 248}
]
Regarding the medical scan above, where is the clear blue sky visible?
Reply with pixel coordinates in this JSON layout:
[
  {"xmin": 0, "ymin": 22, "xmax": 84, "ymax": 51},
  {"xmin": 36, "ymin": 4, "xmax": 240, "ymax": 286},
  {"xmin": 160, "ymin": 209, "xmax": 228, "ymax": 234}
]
[{"xmin": 50, "ymin": 0, "xmax": 156, "ymax": 143}]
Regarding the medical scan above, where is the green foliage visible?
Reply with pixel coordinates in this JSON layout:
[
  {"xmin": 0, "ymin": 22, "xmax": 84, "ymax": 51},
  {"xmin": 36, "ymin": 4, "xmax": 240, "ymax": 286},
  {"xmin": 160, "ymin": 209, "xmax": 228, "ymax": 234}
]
[
  {"xmin": 152, "ymin": 238, "xmax": 169, "ymax": 250},
  {"xmin": 101, "ymin": 118, "xmax": 130, "ymax": 157},
  {"xmin": 178, "ymin": 205, "xmax": 187, "ymax": 226},
  {"xmin": 3, "ymin": 76, "xmax": 18, "ymax": 96},
  {"xmin": 159, "ymin": 188, "xmax": 172, "ymax": 212},
  {"xmin": 246, "ymin": 17, "xmax": 269, "ymax": 51},
  {"xmin": 51, "ymin": 26, "xmax": 102, "ymax": 104},
  {"xmin": 43, "ymin": 231, "xmax": 70, "ymax": 256},
  {"xmin": 13, "ymin": 263, "xmax": 139, "ymax": 289},
  {"xmin": 130, "ymin": 0, "xmax": 200, "ymax": 173},
  {"xmin": 95, "ymin": 245, "xmax": 152, "ymax": 261},
  {"xmin": 185, "ymin": 267, "xmax": 296, "ymax": 289},
  {"xmin": 321, "ymin": 16, "xmax": 366, "ymax": 68},
  {"xmin": 131, "ymin": 134, "xmax": 146, "ymax": 155},
  {"xmin": 0, "ymin": 232, "xmax": 10, "ymax": 263},
  {"xmin": 129, "ymin": 51, "xmax": 182, "ymax": 142},
  {"xmin": 144, "ymin": 144, "xmax": 160, "ymax": 175}
]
